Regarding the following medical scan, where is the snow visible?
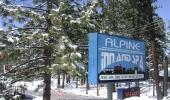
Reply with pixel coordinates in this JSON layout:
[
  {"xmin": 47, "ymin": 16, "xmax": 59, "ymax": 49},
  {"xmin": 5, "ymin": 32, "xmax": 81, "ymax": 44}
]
[
  {"xmin": 159, "ymin": 68, "xmax": 170, "ymax": 77},
  {"xmin": 75, "ymin": 52, "xmax": 82, "ymax": 58},
  {"xmin": 13, "ymin": 80, "xmax": 43, "ymax": 91},
  {"xmin": 75, "ymin": 62, "xmax": 84, "ymax": 69},
  {"xmin": 68, "ymin": 43, "xmax": 78, "ymax": 50},
  {"xmin": 59, "ymin": 45, "xmax": 65, "ymax": 50},
  {"xmin": 70, "ymin": 18, "xmax": 81, "ymax": 24},
  {"xmin": 0, "ymin": 42, "xmax": 6, "ymax": 47},
  {"xmin": 30, "ymin": 11, "xmax": 45, "ymax": 19},
  {"xmin": 7, "ymin": 37, "xmax": 14, "ymax": 43},
  {"xmin": 12, "ymin": 95, "xmax": 21, "ymax": 99},
  {"xmin": 33, "ymin": 96, "xmax": 43, "ymax": 100},
  {"xmin": 0, "ymin": 28, "xmax": 3, "ymax": 31},
  {"xmin": 52, "ymin": 8, "xmax": 60, "ymax": 12},
  {"xmin": 0, "ymin": 1, "xmax": 2, "ymax": 4},
  {"xmin": 2, "ymin": 6, "xmax": 18, "ymax": 12},
  {"xmin": 63, "ymin": 86, "xmax": 108, "ymax": 98},
  {"xmin": 4, "ymin": 79, "xmax": 170, "ymax": 100},
  {"xmin": 61, "ymin": 81, "xmax": 170, "ymax": 100}
]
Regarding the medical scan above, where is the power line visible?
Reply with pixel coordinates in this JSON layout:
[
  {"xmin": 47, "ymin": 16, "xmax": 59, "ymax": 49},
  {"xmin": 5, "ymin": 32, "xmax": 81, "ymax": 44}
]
[
  {"xmin": 134, "ymin": 23, "xmax": 163, "ymax": 33},
  {"xmin": 125, "ymin": 20, "xmax": 164, "ymax": 34},
  {"xmin": 129, "ymin": 20, "xmax": 164, "ymax": 33}
]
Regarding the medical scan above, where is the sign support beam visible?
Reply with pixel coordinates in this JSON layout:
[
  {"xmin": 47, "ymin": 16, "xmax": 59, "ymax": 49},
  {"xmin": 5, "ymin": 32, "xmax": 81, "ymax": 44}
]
[
  {"xmin": 97, "ymin": 83, "xmax": 99, "ymax": 96},
  {"xmin": 107, "ymin": 82, "xmax": 113, "ymax": 100}
]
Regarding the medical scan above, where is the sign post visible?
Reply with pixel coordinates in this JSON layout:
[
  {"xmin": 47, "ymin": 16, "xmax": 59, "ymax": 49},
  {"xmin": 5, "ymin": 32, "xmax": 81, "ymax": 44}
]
[{"xmin": 107, "ymin": 82, "xmax": 113, "ymax": 100}]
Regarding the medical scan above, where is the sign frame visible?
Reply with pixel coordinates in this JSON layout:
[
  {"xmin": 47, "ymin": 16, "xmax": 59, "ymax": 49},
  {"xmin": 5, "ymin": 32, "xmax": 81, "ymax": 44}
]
[{"xmin": 88, "ymin": 33, "xmax": 148, "ymax": 84}]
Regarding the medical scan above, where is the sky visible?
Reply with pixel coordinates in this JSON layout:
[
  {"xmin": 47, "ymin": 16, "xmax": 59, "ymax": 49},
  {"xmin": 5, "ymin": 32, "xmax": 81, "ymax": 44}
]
[{"xmin": 156, "ymin": 0, "xmax": 170, "ymax": 31}]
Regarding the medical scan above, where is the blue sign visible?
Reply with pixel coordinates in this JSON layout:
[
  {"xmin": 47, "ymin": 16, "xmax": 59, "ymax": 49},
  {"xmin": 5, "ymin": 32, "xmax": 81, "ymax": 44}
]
[{"xmin": 88, "ymin": 33, "xmax": 147, "ymax": 84}]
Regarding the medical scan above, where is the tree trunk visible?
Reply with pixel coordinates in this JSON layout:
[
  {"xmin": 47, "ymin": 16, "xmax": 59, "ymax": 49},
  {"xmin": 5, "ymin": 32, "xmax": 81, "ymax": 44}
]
[
  {"xmin": 43, "ymin": 72, "xmax": 51, "ymax": 100},
  {"xmin": 68, "ymin": 75, "xmax": 71, "ymax": 83},
  {"xmin": 81, "ymin": 78, "xmax": 84, "ymax": 85},
  {"xmin": 43, "ymin": 0, "xmax": 52, "ymax": 99},
  {"xmin": 113, "ymin": 84, "xmax": 115, "ymax": 92},
  {"xmin": 76, "ymin": 77, "xmax": 78, "ymax": 88},
  {"xmin": 135, "ymin": 82, "xmax": 139, "ymax": 87},
  {"xmin": 83, "ymin": 77, "xmax": 86, "ymax": 84},
  {"xmin": 151, "ymin": 40, "xmax": 162, "ymax": 100},
  {"xmin": 146, "ymin": 0, "xmax": 162, "ymax": 99},
  {"xmin": 66, "ymin": 75, "xmax": 70, "ymax": 83},
  {"xmin": 62, "ymin": 74, "xmax": 66, "ymax": 88},
  {"xmin": 43, "ymin": 45, "xmax": 52, "ymax": 100},
  {"xmin": 163, "ymin": 56, "xmax": 168, "ymax": 96},
  {"xmin": 57, "ymin": 73, "xmax": 61, "ymax": 88}
]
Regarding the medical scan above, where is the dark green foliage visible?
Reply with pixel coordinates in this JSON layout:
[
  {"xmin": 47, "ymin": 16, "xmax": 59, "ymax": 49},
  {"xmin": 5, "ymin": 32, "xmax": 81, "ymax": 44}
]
[{"xmin": 0, "ymin": 82, "xmax": 6, "ymax": 93}]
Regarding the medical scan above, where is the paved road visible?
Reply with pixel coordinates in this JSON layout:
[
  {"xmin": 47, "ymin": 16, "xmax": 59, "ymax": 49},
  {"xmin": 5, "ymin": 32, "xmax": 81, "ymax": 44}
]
[{"xmin": 28, "ymin": 90, "xmax": 107, "ymax": 100}]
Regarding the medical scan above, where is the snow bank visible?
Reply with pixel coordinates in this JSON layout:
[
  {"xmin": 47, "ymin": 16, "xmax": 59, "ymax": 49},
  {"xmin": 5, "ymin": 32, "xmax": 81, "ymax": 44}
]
[
  {"xmin": 62, "ymin": 81, "xmax": 170, "ymax": 100},
  {"xmin": 13, "ymin": 80, "xmax": 43, "ymax": 91},
  {"xmin": 0, "ymin": 98, "xmax": 5, "ymax": 100},
  {"xmin": 11, "ymin": 79, "xmax": 170, "ymax": 100},
  {"xmin": 33, "ymin": 96, "xmax": 43, "ymax": 100}
]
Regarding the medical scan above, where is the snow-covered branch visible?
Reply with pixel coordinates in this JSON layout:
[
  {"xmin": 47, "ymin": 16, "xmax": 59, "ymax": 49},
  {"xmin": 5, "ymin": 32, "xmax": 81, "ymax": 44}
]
[
  {"xmin": 1, "ymin": 4, "xmax": 47, "ymax": 12},
  {"xmin": 0, "ymin": 56, "xmax": 46, "ymax": 77},
  {"xmin": 7, "ymin": 27, "xmax": 46, "ymax": 32}
]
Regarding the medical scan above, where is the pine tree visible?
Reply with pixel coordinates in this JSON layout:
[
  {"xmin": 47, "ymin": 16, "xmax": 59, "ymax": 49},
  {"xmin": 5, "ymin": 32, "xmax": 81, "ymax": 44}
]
[{"xmin": 0, "ymin": 0, "xmax": 97, "ymax": 99}]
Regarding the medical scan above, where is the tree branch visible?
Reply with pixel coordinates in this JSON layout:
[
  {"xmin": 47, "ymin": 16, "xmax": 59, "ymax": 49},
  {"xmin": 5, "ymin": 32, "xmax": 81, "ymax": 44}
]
[
  {"xmin": 10, "ymin": 73, "xmax": 44, "ymax": 84},
  {"xmin": 3, "ymin": 4, "xmax": 47, "ymax": 12},
  {"xmin": 7, "ymin": 27, "xmax": 47, "ymax": 32},
  {"xmin": 0, "ymin": 56, "xmax": 46, "ymax": 77}
]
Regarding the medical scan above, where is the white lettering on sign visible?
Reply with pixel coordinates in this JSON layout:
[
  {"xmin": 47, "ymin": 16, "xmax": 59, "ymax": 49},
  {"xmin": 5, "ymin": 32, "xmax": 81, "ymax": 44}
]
[
  {"xmin": 101, "ymin": 52, "xmax": 144, "ymax": 71},
  {"xmin": 99, "ymin": 74, "xmax": 144, "ymax": 80},
  {"xmin": 105, "ymin": 38, "xmax": 140, "ymax": 50},
  {"xmin": 101, "ymin": 52, "xmax": 115, "ymax": 71}
]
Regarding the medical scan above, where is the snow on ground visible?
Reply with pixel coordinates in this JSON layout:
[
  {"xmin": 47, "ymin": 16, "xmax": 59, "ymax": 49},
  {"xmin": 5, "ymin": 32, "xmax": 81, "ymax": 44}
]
[
  {"xmin": 33, "ymin": 96, "xmax": 43, "ymax": 100},
  {"xmin": 62, "ymin": 81, "xmax": 169, "ymax": 100},
  {"xmin": 13, "ymin": 80, "xmax": 43, "ymax": 91},
  {"xmin": 5, "ymin": 79, "xmax": 170, "ymax": 100}
]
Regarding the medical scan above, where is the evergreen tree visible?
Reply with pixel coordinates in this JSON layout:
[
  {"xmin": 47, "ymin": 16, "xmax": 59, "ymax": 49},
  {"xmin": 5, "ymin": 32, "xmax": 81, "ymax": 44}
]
[
  {"xmin": 0, "ymin": 0, "xmax": 166, "ymax": 99},
  {"xmin": 0, "ymin": 0, "xmax": 97, "ymax": 99}
]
